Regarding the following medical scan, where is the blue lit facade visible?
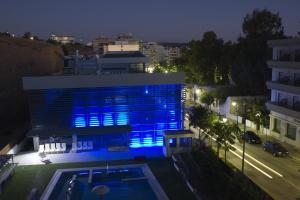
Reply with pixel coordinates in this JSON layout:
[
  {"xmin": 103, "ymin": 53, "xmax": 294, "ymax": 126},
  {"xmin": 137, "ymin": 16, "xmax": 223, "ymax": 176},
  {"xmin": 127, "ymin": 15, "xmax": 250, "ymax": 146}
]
[{"xmin": 28, "ymin": 84, "xmax": 184, "ymax": 148}]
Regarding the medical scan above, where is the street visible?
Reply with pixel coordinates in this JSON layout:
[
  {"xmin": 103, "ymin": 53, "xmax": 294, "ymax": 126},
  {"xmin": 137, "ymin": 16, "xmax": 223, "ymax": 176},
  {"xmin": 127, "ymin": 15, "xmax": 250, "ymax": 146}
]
[{"xmin": 186, "ymin": 120, "xmax": 300, "ymax": 200}]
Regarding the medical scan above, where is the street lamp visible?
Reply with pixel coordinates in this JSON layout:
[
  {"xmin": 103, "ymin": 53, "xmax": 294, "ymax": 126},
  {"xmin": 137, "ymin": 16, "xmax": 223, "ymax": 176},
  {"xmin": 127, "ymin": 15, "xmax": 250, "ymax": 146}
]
[
  {"xmin": 255, "ymin": 112, "xmax": 265, "ymax": 140},
  {"xmin": 232, "ymin": 101, "xmax": 247, "ymax": 174},
  {"xmin": 232, "ymin": 101, "xmax": 238, "ymax": 129},
  {"xmin": 255, "ymin": 112, "xmax": 261, "ymax": 132},
  {"xmin": 222, "ymin": 117, "xmax": 228, "ymax": 123},
  {"xmin": 241, "ymin": 103, "xmax": 248, "ymax": 174}
]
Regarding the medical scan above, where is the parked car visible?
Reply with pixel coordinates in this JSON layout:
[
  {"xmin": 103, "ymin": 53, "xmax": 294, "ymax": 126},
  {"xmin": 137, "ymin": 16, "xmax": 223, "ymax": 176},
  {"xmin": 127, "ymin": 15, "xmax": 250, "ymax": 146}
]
[
  {"xmin": 241, "ymin": 131, "xmax": 261, "ymax": 144},
  {"xmin": 263, "ymin": 141, "xmax": 289, "ymax": 157}
]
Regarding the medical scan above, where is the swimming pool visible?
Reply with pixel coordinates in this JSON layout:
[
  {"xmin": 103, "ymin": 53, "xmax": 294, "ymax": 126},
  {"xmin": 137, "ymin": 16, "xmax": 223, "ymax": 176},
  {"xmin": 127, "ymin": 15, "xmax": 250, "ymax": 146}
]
[{"xmin": 41, "ymin": 164, "xmax": 168, "ymax": 200}]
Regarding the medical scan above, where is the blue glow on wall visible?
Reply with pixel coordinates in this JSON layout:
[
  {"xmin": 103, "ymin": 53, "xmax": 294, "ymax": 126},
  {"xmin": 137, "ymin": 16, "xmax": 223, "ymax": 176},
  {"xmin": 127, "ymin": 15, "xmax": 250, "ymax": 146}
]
[
  {"xmin": 89, "ymin": 115, "xmax": 99, "ymax": 127},
  {"xmin": 74, "ymin": 115, "xmax": 86, "ymax": 127},
  {"xmin": 103, "ymin": 113, "xmax": 114, "ymax": 126},
  {"xmin": 116, "ymin": 112, "xmax": 128, "ymax": 125},
  {"xmin": 34, "ymin": 84, "xmax": 184, "ymax": 148}
]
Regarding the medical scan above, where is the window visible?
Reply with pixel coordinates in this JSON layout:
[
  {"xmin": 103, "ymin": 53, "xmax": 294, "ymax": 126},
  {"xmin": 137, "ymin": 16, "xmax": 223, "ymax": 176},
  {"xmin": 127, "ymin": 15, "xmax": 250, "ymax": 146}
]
[
  {"xmin": 180, "ymin": 137, "xmax": 192, "ymax": 147},
  {"xmin": 294, "ymin": 73, "xmax": 300, "ymax": 86},
  {"xmin": 273, "ymin": 118, "xmax": 281, "ymax": 133},
  {"xmin": 169, "ymin": 138, "xmax": 177, "ymax": 148},
  {"xmin": 129, "ymin": 63, "xmax": 144, "ymax": 73},
  {"xmin": 286, "ymin": 124, "xmax": 296, "ymax": 140},
  {"xmin": 295, "ymin": 49, "xmax": 300, "ymax": 61}
]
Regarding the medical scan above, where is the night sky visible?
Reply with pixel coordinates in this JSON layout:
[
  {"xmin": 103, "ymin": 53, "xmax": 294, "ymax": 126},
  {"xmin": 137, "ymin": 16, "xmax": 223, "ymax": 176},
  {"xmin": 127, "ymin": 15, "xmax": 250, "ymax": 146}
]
[{"xmin": 1, "ymin": 0, "xmax": 299, "ymax": 42}]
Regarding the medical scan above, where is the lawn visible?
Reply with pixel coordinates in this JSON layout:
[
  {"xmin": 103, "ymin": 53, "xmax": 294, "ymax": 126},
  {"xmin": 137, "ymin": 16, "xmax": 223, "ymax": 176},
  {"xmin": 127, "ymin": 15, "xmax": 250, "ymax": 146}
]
[{"xmin": 0, "ymin": 158, "xmax": 196, "ymax": 200}]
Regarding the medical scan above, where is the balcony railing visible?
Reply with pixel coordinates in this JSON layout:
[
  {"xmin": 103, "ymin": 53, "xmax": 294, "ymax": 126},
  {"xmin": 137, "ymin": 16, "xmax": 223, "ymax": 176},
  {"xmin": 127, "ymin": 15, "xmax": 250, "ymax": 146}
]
[
  {"xmin": 272, "ymin": 78, "xmax": 300, "ymax": 87},
  {"xmin": 278, "ymin": 54, "xmax": 292, "ymax": 61},
  {"xmin": 278, "ymin": 77, "xmax": 290, "ymax": 84},
  {"xmin": 294, "ymin": 79, "xmax": 300, "ymax": 87},
  {"xmin": 295, "ymin": 53, "xmax": 300, "ymax": 62},
  {"xmin": 266, "ymin": 101, "xmax": 300, "ymax": 120},
  {"xmin": 272, "ymin": 100, "xmax": 300, "ymax": 112},
  {"xmin": 294, "ymin": 101, "xmax": 300, "ymax": 111}
]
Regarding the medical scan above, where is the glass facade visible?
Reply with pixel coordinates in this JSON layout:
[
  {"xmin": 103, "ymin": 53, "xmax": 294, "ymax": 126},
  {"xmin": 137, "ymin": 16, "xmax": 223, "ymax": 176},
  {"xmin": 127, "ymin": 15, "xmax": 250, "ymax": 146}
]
[{"xmin": 28, "ymin": 84, "xmax": 184, "ymax": 148}]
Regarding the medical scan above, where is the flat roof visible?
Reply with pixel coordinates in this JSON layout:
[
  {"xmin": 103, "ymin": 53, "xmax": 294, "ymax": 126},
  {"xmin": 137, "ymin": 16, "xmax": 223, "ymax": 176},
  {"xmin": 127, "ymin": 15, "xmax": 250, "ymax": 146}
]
[
  {"xmin": 27, "ymin": 125, "xmax": 132, "ymax": 137},
  {"xmin": 23, "ymin": 72, "xmax": 185, "ymax": 90},
  {"xmin": 268, "ymin": 38, "xmax": 300, "ymax": 47}
]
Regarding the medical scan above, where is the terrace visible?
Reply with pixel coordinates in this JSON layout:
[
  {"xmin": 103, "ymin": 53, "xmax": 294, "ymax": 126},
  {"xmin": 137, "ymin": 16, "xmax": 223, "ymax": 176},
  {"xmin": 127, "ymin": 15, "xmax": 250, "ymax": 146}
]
[
  {"xmin": 14, "ymin": 147, "xmax": 164, "ymax": 166},
  {"xmin": 0, "ymin": 158, "xmax": 196, "ymax": 200}
]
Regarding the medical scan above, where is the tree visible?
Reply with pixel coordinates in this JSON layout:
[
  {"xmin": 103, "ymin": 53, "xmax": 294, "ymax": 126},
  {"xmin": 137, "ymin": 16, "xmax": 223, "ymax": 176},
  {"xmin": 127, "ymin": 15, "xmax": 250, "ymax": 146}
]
[
  {"xmin": 223, "ymin": 123, "xmax": 241, "ymax": 164},
  {"xmin": 231, "ymin": 9, "xmax": 285, "ymax": 94},
  {"xmin": 22, "ymin": 32, "xmax": 39, "ymax": 40},
  {"xmin": 188, "ymin": 105, "xmax": 217, "ymax": 143},
  {"xmin": 200, "ymin": 92, "xmax": 214, "ymax": 109},
  {"xmin": 242, "ymin": 9, "xmax": 284, "ymax": 40},
  {"xmin": 210, "ymin": 121, "xmax": 240, "ymax": 162},
  {"xmin": 177, "ymin": 31, "xmax": 230, "ymax": 85},
  {"xmin": 0, "ymin": 32, "xmax": 12, "ymax": 37},
  {"xmin": 210, "ymin": 121, "xmax": 225, "ymax": 157},
  {"xmin": 249, "ymin": 99, "xmax": 270, "ymax": 130},
  {"xmin": 153, "ymin": 62, "xmax": 178, "ymax": 73},
  {"xmin": 23, "ymin": 32, "xmax": 32, "ymax": 39}
]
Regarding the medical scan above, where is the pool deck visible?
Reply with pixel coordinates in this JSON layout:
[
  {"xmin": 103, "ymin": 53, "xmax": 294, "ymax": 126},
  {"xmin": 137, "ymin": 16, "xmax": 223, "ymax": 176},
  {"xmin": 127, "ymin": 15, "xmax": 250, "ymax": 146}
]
[
  {"xmin": 41, "ymin": 163, "xmax": 169, "ymax": 200},
  {"xmin": 14, "ymin": 147, "xmax": 164, "ymax": 166}
]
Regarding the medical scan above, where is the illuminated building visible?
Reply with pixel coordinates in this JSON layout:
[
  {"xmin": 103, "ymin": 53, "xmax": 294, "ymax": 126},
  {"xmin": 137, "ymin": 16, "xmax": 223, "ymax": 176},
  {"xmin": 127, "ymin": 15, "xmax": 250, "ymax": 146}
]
[
  {"xmin": 23, "ymin": 73, "xmax": 185, "ymax": 151},
  {"xmin": 49, "ymin": 34, "xmax": 75, "ymax": 45}
]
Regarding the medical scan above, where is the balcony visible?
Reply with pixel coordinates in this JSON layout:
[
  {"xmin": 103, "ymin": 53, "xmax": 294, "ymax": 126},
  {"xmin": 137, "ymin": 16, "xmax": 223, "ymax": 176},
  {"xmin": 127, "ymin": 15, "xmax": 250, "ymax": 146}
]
[
  {"xmin": 266, "ymin": 101, "xmax": 300, "ymax": 120},
  {"xmin": 266, "ymin": 81, "xmax": 300, "ymax": 95},
  {"xmin": 267, "ymin": 60, "xmax": 300, "ymax": 69}
]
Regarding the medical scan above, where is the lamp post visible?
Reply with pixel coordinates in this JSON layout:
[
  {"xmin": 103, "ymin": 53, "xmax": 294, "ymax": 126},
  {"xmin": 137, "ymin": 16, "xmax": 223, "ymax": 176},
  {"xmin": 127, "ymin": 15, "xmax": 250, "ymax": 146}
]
[
  {"xmin": 255, "ymin": 112, "xmax": 261, "ymax": 133},
  {"xmin": 241, "ymin": 103, "xmax": 247, "ymax": 173},
  {"xmin": 231, "ymin": 101, "xmax": 238, "ymax": 133},
  {"xmin": 232, "ymin": 101, "xmax": 247, "ymax": 174}
]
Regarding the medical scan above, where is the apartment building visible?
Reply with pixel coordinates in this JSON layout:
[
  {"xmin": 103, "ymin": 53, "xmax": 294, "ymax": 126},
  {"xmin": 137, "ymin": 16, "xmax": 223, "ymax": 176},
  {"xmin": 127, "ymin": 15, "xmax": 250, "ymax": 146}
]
[
  {"xmin": 49, "ymin": 34, "xmax": 75, "ymax": 45},
  {"xmin": 92, "ymin": 36, "xmax": 113, "ymax": 54},
  {"xmin": 266, "ymin": 38, "xmax": 300, "ymax": 148}
]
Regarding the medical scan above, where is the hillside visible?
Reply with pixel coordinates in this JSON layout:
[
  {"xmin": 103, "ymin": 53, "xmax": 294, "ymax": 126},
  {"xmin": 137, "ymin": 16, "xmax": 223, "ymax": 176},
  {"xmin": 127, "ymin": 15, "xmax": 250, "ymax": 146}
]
[{"xmin": 0, "ymin": 37, "xmax": 64, "ymax": 151}]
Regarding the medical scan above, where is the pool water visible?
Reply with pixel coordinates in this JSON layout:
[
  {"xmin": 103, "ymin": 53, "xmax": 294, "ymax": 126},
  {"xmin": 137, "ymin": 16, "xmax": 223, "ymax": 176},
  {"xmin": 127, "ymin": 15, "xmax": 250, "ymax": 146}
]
[{"xmin": 48, "ymin": 168, "xmax": 158, "ymax": 200}]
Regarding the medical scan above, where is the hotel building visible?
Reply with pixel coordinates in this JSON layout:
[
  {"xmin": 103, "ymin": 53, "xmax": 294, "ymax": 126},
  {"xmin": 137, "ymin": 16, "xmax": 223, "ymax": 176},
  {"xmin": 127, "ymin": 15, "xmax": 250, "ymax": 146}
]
[{"xmin": 266, "ymin": 38, "xmax": 300, "ymax": 148}]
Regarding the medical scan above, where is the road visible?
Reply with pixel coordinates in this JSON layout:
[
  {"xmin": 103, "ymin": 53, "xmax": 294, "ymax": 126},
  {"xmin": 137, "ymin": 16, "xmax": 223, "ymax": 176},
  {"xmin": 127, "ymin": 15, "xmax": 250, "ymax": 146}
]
[{"xmin": 186, "ymin": 121, "xmax": 300, "ymax": 200}]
